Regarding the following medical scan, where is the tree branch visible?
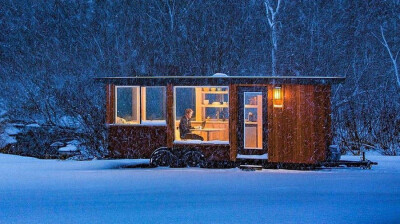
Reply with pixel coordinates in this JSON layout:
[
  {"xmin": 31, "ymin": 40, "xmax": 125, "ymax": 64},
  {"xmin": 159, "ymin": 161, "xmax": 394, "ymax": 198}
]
[{"xmin": 379, "ymin": 26, "xmax": 400, "ymax": 88}]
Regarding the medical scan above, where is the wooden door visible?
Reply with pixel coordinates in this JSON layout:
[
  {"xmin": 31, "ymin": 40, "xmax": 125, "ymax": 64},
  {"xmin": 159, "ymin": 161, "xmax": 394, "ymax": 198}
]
[{"xmin": 237, "ymin": 86, "xmax": 268, "ymax": 155}]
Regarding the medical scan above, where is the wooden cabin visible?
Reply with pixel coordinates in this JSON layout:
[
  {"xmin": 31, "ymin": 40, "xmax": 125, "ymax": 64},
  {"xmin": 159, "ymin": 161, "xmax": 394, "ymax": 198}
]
[{"xmin": 97, "ymin": 75, "xmax": 344, "ymax": 165}]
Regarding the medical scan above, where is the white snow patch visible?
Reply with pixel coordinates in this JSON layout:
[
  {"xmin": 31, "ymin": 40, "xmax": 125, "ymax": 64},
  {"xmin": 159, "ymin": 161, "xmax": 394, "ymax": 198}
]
[
  {"xmin": 0, "ymin": 154, "xmax": 399, "ymax": 224},
  {"xmin": 50, "ymin": 142, "xmax": 65, "ymax": 147},
  {"xmin": 26, "ymin": 123, "xmax": 40, "ymax": 128},
  {"xmin": 237, "ymin": 153, "xmax": 268, "ymax": 159},
  {"xmin": 59, "ymin": 115, "xmax": 81, "ymax": 128},
  {"xmin": 0, "ymin": 134, "xmax": 17, "ymax": 148},
  {"xmin": 140, "ymin": 120, "xmax": 167, "ymax": 126},
  {"xmin": 4, "ymin": 126, "xmax": 20, "ymax": 135},
  {"xmin": 67, "ymin": 140, "xmax": 81, "ymax": 145},
  {"xmin": 212, "ymin": 73, "xmax": 228, "ymax": 77},
  {"xmin": 58, "ymin": 145, "xmax": 78, "ymax": 152},
  {"xmin": 0, "ymin": 108, "xmax": 6, "ymax": 117}
]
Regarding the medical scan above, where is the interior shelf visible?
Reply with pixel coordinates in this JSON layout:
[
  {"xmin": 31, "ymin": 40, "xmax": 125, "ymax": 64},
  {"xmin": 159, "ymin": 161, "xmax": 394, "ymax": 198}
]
[
  {"xmin": 201, "ymin": 104, "xmax": 228, "ymax": 108},
  {"xmin": 245, "ymin": 121, "xmax": 258, "ymax": 125},
  {"xmin": 202, "ymin": 91, "xmax": 228, "ymax": 94},
  {"xmin": 245, "ymin": 105, "xmax": 259, "ymax": 108}
]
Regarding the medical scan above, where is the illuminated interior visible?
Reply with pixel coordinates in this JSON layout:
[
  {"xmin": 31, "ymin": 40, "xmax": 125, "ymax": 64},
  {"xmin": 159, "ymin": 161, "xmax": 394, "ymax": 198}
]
[
  {"xmin": 243, "ymin": 92, "xmax": 263, "ymax": 149},
  {"xmin": 174, "ymin": 86, "xmax": 229, "ymax": 142}
]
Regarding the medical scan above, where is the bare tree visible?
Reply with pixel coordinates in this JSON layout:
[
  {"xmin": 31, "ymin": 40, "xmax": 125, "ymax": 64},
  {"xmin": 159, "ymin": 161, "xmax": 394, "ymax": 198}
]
[
  {"xmin": 264, "ymin": 0, "xmax": 281, "ymax": 76},
  {"xmin": 376, "ymin": 26, "xmax": 400, "ymax": 89}
]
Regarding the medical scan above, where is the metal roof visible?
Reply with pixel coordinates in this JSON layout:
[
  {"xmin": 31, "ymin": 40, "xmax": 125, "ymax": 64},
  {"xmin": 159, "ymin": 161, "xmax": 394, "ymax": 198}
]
[{"xmin": 95, "ymin": 76, "xmax": 345, "ymax": 85}]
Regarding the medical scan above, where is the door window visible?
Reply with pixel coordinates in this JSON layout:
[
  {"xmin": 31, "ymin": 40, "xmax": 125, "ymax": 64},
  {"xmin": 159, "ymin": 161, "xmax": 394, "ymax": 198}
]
[{"xmin": 243, "ymin": 92, "xmax": 263, "ymax": 149}]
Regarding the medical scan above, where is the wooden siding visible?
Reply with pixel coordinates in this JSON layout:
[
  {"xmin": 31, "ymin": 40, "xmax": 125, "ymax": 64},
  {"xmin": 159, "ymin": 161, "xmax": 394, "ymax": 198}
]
[
  {"xmin": 229, "ymin": 84, "xmax": 238, "ymax": 161},
  {"xmin": 108, "ymin": 125, "xmax": 167, "ymax": 158},
  {"xmin": 106, "ymin": 84, "xmax": 115, "ymax": 124},
  {"xmin": 268, "ymin": 85, "xmax": 331, "ymax": 164},
  {"xmin": 166, "ymin": 84, "xmax": 174, "ymax": 148},
  {"xmin": 105, "ymin": 83, "xmax": 332, "ymax": 164}
]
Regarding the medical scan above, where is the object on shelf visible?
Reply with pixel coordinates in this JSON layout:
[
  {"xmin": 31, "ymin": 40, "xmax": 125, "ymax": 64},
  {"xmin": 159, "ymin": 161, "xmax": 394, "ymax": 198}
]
[
  {"xmin": 248, "ymin": 112, "xmax": 256, "ymax": 122},
  {"xmin": 210, "ymin": 87, "xmax": 216, "ymax": 91},
  {"xmin": 249, "ymin": 96, "xmax": 257, "ymax": 105},
  {"xmin": 203, "ymin": 100, "xmax": 209, "ymax": 105}
]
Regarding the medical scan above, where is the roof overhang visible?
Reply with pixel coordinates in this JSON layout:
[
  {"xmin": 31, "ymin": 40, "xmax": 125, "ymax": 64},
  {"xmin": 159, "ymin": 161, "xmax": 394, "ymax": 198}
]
[{"xmin": 95, "ymin": 76, "xmax": 345, "ymax": 86}]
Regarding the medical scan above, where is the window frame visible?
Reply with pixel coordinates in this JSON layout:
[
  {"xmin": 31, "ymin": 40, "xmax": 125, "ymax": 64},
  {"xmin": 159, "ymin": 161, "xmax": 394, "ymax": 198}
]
[
  {"xmin": 140, "ymin": 86, "xmax": 167, "ymax": 125},
  {"xmin": 114, "ymin": 85, "xmax": 167, "ymax": 126},
  {"xmin": 173, "ymin": 85, "xmax": 230, "ymax": 144}
]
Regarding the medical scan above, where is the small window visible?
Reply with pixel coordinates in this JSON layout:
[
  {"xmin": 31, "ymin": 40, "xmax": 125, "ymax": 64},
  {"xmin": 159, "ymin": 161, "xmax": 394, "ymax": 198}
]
[
  {"xmin": 141, "ymin": 87, "xmax": 166, "ymax": 124},
  {"xmin": 115, "ymin": 86, "xmax": 140, "ymax": 124},
  {"xmin": 243, "ymin": 92, "xmax": 263, "ymax": 149}
]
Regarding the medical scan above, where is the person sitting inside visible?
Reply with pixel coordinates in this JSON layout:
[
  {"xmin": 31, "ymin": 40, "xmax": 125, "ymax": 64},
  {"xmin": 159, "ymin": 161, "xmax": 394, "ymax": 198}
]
[{"xmin": 179, "ymin": 108, "xmax": 204, "ymax": 141}]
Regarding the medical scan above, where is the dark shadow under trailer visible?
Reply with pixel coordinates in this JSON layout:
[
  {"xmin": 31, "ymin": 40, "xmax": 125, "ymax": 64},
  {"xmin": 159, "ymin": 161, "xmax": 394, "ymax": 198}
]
[
  {"xmin": 236, "ymin": 159, "xmax": 378, "ymax": 170},
  {"xmin": 146, "ymin": 147, "xmax": 378, "ymax": 170}
]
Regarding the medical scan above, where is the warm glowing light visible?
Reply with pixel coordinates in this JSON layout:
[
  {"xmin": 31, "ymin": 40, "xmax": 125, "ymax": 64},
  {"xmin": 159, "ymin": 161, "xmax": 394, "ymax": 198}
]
[
  {"xmin": 273, "ymin": 86, "xmax": 283, "ymax": 108},
  {"xmin": 273, "ymin": 87, "xmax": 282, "ymax": 100}
]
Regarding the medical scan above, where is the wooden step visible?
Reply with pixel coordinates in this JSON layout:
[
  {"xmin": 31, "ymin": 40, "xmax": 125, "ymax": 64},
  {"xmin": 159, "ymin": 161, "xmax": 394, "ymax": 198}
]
[
  {"xmin": 237, "ymin": 153, "xmax": 268, "ymax": 160},
  {"xmin": 239, "ymin": 165, "xmax": 263, "ymax": 171}
]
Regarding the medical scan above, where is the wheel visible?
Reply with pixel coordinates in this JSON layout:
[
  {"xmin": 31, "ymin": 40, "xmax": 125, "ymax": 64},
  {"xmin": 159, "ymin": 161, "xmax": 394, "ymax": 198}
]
[
  {"xmin": 150, "ymin": 147, "xmax": 177, "ymax": 167},
  {"xmin": 182, "ymin": 150, "xmax": 205, "ymax": 167}
]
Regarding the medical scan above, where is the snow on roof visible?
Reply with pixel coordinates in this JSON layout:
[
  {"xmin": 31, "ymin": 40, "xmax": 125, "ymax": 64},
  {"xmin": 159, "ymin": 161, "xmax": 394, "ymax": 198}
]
[
  {"xmin": 212, "ymin": 73, "xmax": 228, "ymax": 77},
  {"xmin": 96, "ymin": 75, "xmax": 345, "ymax": 85}
]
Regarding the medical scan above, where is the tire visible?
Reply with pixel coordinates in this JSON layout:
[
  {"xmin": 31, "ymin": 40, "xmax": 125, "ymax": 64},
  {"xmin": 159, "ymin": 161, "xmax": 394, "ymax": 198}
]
[
  {"xmin": 150, "ymin": 147, "xmax": 177, "ymax": 167},
  {"xmin": 182, "ymin": 150, "xmax": 205, "ymax": 167}
]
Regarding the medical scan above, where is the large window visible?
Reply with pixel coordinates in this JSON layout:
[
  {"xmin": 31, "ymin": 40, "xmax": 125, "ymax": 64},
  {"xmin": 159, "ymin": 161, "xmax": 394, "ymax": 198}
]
[
  {"xmin": 174, "ymin": 86, "xmax": 229, "ymax": 142},
  {"xmin": 115, "ymin": 86, "xmax": 166, "ymax": 125}
]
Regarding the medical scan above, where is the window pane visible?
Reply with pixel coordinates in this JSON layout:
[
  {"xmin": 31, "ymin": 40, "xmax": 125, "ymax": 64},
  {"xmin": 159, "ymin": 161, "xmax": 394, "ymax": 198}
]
[
  {"xmin": 175, "ymin": 86, "xmax": 229, "ymax": 142},
  {"xmin": 175, "ymin": 88, "xmax": 196, "ymax": 120},
  {"xmin": 244, "ymin": 92, "xmax": 262, "ymax": 149},
  {"xmin": 116, "ymin": 87, "xmax": 139, "ymax": 124},
  {"xmin": 141, "ymin": 87, "xmax": 166, "ymax": 123}
]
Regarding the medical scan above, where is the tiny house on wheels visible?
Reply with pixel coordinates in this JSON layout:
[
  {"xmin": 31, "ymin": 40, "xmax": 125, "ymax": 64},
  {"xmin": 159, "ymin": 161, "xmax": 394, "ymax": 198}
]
[{"xmin": 97, "ymin": 75, "xmax": 358, "ymax": 169}]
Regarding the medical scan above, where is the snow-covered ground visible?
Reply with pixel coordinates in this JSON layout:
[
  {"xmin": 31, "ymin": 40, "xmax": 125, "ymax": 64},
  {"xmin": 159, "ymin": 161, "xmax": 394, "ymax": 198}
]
[{"xmin": 0, "ymin": 154, "xmax": 399, "ymax": 224}]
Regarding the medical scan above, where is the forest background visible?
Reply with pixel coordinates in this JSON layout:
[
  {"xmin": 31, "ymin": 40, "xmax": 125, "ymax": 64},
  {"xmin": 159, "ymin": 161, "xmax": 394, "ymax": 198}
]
[{"xmin": 0, "ymin": 0, "xmax": 399, "ymax": 157}]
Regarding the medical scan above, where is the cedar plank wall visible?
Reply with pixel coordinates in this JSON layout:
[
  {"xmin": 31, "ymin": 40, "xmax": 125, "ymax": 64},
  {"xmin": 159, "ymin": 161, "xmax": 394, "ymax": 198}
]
[
  {"xmin": 268, "ymin": 85, "xmax": 331, "ymax": 164},
  {"xmin": 106, "ymin": 84, "xmax": 115, "ymax": 124},
  {"xmin": 229, "ymin": 84, "xmax": 238, "ymax": 161},
  {"xmin": 105, "ymin": 84, "xmax": 168, "ymax": 158},
  {"xmin": 166, "ymin": 84, "xmax": 174, "ymax": 148},
  {"xmin": 108, "ymin": 125, "xmax": 167, "ymax": 158}
]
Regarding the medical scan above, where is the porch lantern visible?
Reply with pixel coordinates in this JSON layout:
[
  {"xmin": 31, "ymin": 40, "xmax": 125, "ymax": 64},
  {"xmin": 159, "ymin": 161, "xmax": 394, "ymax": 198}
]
[{"xmin": 273, "ymin": 86, "xmax": 283, "ymax": 108}]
